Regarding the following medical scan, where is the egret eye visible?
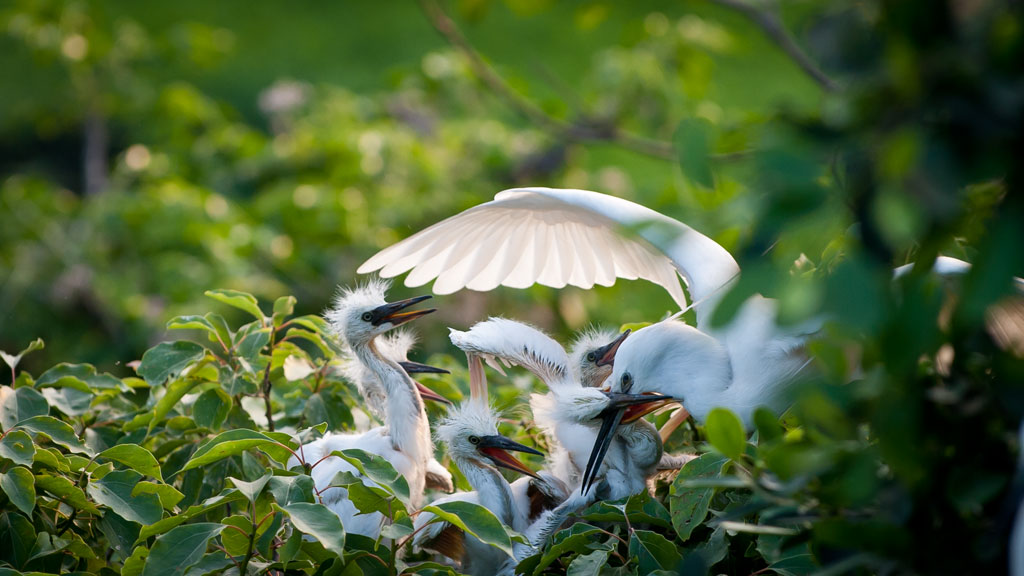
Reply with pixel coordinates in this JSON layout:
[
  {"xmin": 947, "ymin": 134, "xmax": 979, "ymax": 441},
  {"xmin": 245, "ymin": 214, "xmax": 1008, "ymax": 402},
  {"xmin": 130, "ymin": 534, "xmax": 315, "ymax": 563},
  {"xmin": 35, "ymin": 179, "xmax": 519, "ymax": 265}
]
[
  {"xmin": 585, "ymin": 352, "xmax": 597, "ymax": 362},
  {"xmin": 621, "ymin": 372, "xmax": 633, "ymax": 391},
  {"xmin": 468, "ymin": 435, "xmax": 480, "ymax": 445},
  {"xmin": 361, "ymin": 312, "xmax": 373, "ymax": 322}
]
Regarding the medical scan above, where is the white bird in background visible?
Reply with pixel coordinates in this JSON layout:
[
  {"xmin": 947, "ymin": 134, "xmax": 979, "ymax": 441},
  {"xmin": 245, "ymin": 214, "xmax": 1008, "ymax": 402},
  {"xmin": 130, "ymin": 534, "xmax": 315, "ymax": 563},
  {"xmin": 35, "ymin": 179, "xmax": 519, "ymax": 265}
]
[
  {"xmin": 337, "ymin": 330, "xmax": 455, "ymax": 493},
  {"xmin": 449, "ymin": 318, "xmax": 669, "ymax": 500},
  {"xmin": 412, "ymin": 370, "xmax": 545, "ymax": 576},
  {"xmin": 287, "ymin": 282, "xmax": 439, "ymax": 538}
]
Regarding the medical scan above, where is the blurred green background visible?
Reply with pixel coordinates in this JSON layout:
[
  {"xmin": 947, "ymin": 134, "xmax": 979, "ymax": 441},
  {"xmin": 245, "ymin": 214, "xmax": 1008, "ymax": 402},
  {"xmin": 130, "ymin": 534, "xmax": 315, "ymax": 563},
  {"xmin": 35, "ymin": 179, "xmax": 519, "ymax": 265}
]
[{"xmin": 0, "ymin": 0, "xmax": 825, "ymax": 373}]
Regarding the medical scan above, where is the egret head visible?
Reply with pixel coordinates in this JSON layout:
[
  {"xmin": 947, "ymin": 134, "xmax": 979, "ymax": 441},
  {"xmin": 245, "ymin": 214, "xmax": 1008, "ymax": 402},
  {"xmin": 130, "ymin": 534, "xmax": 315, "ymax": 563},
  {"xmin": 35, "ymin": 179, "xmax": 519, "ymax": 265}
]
[
  {"xmin": 607, "ymin": 320, "xmax": 730, "ymax": 413},
  {"xmin": 325, "ymin": 279, "xmax": 436, "ymax": 348},
  {"xmin": 569, "ymin": 328, "xmax": 631, "ymax": 388},
  {"xmin": 436, "ymin": 402, "xmax": 542, "ymax": 478}
]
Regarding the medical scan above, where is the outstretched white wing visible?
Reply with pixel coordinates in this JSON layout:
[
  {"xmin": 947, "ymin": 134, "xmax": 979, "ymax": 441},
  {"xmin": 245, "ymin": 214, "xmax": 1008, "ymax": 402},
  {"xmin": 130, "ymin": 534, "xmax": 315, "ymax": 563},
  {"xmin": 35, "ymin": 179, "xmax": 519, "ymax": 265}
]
[{"xmin": 358, "ymin": 188, "xmax": 740, "ymax": 316}]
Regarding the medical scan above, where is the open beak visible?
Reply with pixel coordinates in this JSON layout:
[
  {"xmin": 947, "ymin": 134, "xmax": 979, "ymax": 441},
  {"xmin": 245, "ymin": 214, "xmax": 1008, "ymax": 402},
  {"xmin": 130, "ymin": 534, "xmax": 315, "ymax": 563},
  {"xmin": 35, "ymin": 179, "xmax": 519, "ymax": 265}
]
[
  {"xmin": 370, "ymin": 295, "xmax": 435, "ymax": 326},
  {"xmin": 477, "ymin": 435, "xmax": 543, "ymax": 479},
  {"xmin": 579, "ymin": 392, "xmax": 672, "ymax": 494},
  {"xmin": 594, "ymin": 329, "xmax": 631, "ymax": 367},
  {"xmin": 399, "ymin": 360, "xmax": 450, "ymax": 375},
  {"xmin": 414, "ymin": 380, "xmax": 453, "ymax": 405}
]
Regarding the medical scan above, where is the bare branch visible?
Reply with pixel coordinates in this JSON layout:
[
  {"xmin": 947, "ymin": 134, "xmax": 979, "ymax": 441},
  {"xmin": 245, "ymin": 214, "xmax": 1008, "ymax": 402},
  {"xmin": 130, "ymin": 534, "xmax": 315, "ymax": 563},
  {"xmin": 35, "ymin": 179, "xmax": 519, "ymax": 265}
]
[
  {"xmin": 708, "ymin": 0, "xmax": 838, "ymax": 92},
  {"xmin": 418, "ymin": 0, "xmax": 678, "ymax": 160}
]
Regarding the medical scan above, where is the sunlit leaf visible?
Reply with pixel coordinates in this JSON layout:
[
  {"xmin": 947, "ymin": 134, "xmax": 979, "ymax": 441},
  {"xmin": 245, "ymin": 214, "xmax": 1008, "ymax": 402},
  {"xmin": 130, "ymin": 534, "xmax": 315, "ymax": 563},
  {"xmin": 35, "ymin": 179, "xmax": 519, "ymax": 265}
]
[
  {"xmin": 205, "ymin": 289, "xmax": 265, "ymax": 321},
  {"xmin": 705, "ymin": 408, "xmax": 746, "ymax": 460},
  {"xmin": 141, "ymin": 522, "xmax": 226, "ymax": 576},
  {"xmin": 88, "ymin": 469, "xmax": 164, "ymax": 525},
  {"xmin": 181, "ymin": 429, "xmax": 278, "ymax": 472},
  {"xmin": 100, "ymin": 444, "xmax": 163, "ymax": 481},
  {"xmin": 0, "ymin": 385, "xmax": 49, "ymax": 430},
  {"xmin": 421, "ymin": 500, "xmax": 515, "ymax": 557},
  {"xmin": 278, "ymin": 501, "xmax": 346, "ymax": 556},
  {"xmin": 137, "ymin": 341, "xmax": 206, "ymax": 387}
]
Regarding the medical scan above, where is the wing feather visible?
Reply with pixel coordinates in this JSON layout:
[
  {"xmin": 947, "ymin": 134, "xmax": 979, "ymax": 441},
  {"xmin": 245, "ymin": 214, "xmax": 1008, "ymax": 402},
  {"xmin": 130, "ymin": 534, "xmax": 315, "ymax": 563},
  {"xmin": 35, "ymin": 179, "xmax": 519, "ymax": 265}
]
[{"xmin": 360, "ymin": 188, "xmax": 740, "ymax": 313}]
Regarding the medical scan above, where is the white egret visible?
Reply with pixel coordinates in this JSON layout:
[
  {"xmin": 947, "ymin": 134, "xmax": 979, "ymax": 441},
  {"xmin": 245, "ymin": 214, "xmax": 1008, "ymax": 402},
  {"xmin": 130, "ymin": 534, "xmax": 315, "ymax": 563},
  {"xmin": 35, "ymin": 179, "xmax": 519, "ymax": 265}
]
[
  {"xmin": 338, "ymin": 330, "xmax": 455, "ymax": 492},
  {"xmin": 449, "ymin": 317, "xmax": 670, "ymax": 499},
  {"xmin": 287, "ymin": 281, "xmax": 439, "ymax": 538},
  {"xmin": 411, "ymin": 384, "xmax": 543, "ymax": 576}
]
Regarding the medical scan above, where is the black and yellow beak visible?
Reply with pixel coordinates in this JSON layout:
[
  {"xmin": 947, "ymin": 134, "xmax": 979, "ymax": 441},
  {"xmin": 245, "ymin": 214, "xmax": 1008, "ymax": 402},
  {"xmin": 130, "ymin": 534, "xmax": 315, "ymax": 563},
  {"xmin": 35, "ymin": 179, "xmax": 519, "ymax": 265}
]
[
  {"xmin": 477, "ymin": 435, "xmax": 543, "ymax": 479},
  {"xmin": 580, "ymin": 392, "xmax": 672, "ymax": 494},
  {"xmin": 399, "ymin": 360, "xmax": 450, "ymax": 375},
  {"xmin": 593, "ymin": 329, "xmax": 631, "ymax": 367},
  {"xmin": 369, "ymin": 295, "xmax": 435, "ymax": 326}
]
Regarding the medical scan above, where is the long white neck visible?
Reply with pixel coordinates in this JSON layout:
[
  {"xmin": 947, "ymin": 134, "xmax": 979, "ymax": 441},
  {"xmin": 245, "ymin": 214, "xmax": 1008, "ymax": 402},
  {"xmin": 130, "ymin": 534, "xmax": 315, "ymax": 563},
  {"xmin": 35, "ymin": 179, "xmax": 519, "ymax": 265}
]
[
  {"xmin": 353, "ymin": 338, "xmax": 431, "ymax": 502},
  {"xmin": 457, "ymin": 457, "xmax": 514, "ymax": 526}
]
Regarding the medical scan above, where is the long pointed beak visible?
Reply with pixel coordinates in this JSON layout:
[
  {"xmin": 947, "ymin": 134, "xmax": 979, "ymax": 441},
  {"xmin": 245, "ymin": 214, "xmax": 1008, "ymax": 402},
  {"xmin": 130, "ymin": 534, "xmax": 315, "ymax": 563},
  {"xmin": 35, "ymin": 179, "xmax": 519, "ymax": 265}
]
[
  {"xmin": 477, "ymin": 435, "xmax": 542, "ymax": 479},
  {"xmin": 399, "ymin": 360, "xmax": 450, "ymax": 375},
  {"xmin": 370, "ymin": 295, "xmax": 435, "ymax": 326},
  {"xmin": 414, "ymin": 380, "xmax": 453, "ymax": 405},
  {"xmin": 594, "ymin": 329, "xmax": 631, "ymax": 367},
  {"xmin": 579, "ymin": 392, "xmax": 672, "ymax": 494}
]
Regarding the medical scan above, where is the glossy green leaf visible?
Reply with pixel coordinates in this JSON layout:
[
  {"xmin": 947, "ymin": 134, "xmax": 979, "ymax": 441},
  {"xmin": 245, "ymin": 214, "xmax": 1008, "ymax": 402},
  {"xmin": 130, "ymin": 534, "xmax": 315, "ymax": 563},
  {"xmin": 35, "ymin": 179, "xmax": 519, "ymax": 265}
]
[
  {"xmin": 273, "ymin": 295, "xmax": 297, "ymax": 326},
  {"xmin": 0, "ymin": 511, "xmax": 36, "ymax": 569},
  {"xmin": 278, "ymin": 501, "xmax": 346, "ymax": 556},
  {"xmin": 122, "ymin": 545, "xmax": 150, "ymax": 576},
  {"xmin": 228, "ymin": 472, "xmax": 271, "ymax": 503},
  {"xmin": 568, "ymin": 549, "xmax": 611, "ymax": 576},
  {"xmin": 332, "ymin": 448, "xmax": 411, "ymax": 505},
  {"xmin": 100, "ymin": 444, "xmax": 163, "ymax": 481},
  {"xmin": 87, "ymin": 469, "xmax": 164, "ymax": 525},
  {"xmin": 36, "ymin": 363, "xmax": 126, "ymax": 392},
  {"xmin": 182, "ymin": 551, "xmax": 233, "ymax": 576},
  {"xmin": 0, "ymin": 430, "xmax": 35, "ymax": 466},
  {"xmin": 34, "ymin": 473, "xmax": 101, "ymax": 513},
  {"xmin": 528, "ymin": 522, "xmax": 605, "ymax": 574},
  {"xmin": 0, "ymin": 466, "xmax": 35, "ymax": 515},
  {"xmin": 422, "ymin": 500, "xmax": 515, "ymax": 557},
  {"xmin": 137, "ymin": 490, "xmax": 246, "ymax": 543},
  {"xmin": 16, "ymin": 415, "xmax": 90, "ymax": 454},
  {"xmin": 205, "ymin": 289, "xmax": 264, "ymax": 320},
  {"xmin": 668, "ymin": 452, "xmax": 728, "ymax": 541},
  {"xmin": 0, "ymin": 338, "xmax": 44, "ymax": 374},
  {"xmin": 705, "ymin": 407, "xmax": 746, "ymax": 460},
  {"xmin": 41, "ymin": 385, "xmax": 94, "ymax": 416},
  {"xmin": 181, "ymin": 429, "xmax": 277, "ymax": 472},
  {"xmin": 329, "ymin": 470, "xmax": 396, "ymax": 516},
  {"xmin": 629, "ymin": 530, "xmax": 682, "ymax": 574},
  {"xmin": 133, "ymin": 481, "xmax": 185, "ymax": 510},
  {"xmin": 137, "ymin": 341, "xmax": 206, "ymax": 387},
  {"xmin": 141, "ymin": 522, "xmax": 226, "ymax": 576},
  {"xmin": 268, "ymin": 474, "xmax": 315, "ymax": 505},
  {"xmin": 149, "ymin": 377, "xmax": 205, "ymax": 433},
  {"xmin": 192, "ymin": 388, "xmax": 231, "ymax": 429},
  {"xmin": 0, "ymin": 385, "xmax": 49, "ymax": 430}
]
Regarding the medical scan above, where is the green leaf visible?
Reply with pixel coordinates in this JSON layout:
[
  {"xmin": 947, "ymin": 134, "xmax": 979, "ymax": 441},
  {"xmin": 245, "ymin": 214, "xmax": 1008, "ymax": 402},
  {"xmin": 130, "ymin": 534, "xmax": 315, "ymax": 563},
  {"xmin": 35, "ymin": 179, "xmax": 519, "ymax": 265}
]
[
  {"xmin": 332, "ymin": 448, "xmax": 411, "ymax": 505},
  {"xmin": 181, "ymin": 429, "xmax": 278, "ymax": 472},
  {"xmin": 278, "ymin": 526, "xmax": 303, "ymax": 565},
  {"xmin": 137, "ymin": 490, "xmax": 246, "ymax": 543},
  {"xmin": 220, "ymin": 514, "xmax": 252, "ymax": 557},
  {"xmin": 183, "ymin": 551, "xmax": 233, "ymax": 576},
  {"xmin": 329, "ymin": 470, "xmax": 397, "ymax": 516},
  {"xmin": 100, "ymin": 444, "xmax": 163, "ymax": 481},
  {"xmin": 705, "ymin": 407, "xmax": 746, "ymax": 460},
  {"xmin": 278, "ymin": 502, "xmax": 346, "ymax": 556},
  {"xmin": 668, "ymin": 452, "xmax": 728, "ymax": 541},
  {"xmin": 0, "ymin": 385, "xmax": 49, "ymax": 430},
  {"xmin": 133, "ymin": 481, "xmax": 185, "ymax": 510},
  {"xmin": 753, "ymin": 407, "xmax": 784, "ymax": 443},
  {"xmin": 34, "ymin": 473, "xmax": 101, "ymax": 514},
  {"xmin": 40, "ymin": 386, "xmax": 94, "ymax": 416},
  {"xmin": 149, "ymin": 377, "xmax": 204, "ymax": 433},
  {"xmin": 0, "ymin": 338, "xmax": 44, "ymax": 374},
  {"xmin": 674, "ymin": 117, "xmax": 714, "ymax": 188},
  {"xmin": 0, "ymin": 466, "xmax": 35, "ymax": 515},
  {"xmin": 137, "ymin": 341, "xmax": 206, "ymax": 386},
  {"xmin": 205, "ymin": 289, "xmax": 265, "ymax": 321},
  {"xmin": 528, "ymin": 522, "xmax": 605, "ymax": 574},
  {"xmin": 141, "ymin": 522, "xmax": 226, "ymax": 576},
  {"xmin": 582, "ymin": 490, "xmax": 671, "ymax": 528},
  {"xmin": 629, "ymin": 530, "xmax": 682, "ymax": 574},
  {"xmin": 36, "ymin": 363, "xmax": 126, "ymax": 392},
  {"xmin": 422, "ymin": 500, "xmax": 515, "ymax": 557},
  {"xmin": 87, "ymin": 469, "xmax": 164, "ymax": 525},
  {"xmin": 228, "ymin": 473, "xmax": 271, "ymax": 503},
  {"xmin": 235, "ymin": 327, "xmax": 271, "ymax": 361},
  {"xmin": 122, "ymin": 545, "xmax": 150, "ymax": 576},
  {"xmin": 16, "ymin": 415, "xmax": 90, "ymax": 454},
  {"xmin": 0, "ymin": 511, "xmax": 36, "ymax": 569},
  {"xmin": 567, "ymin": 549, "xmax": 611, "ymax": 576},
  {"xmin": 192, "ymin": 388, "xmax": 231, "ymax": 429},
  {"xmin": 273, "ymin": 295, "xmax": 297, "ymax": 327},
  {"xmin": 0, "ymin": 430, "xmax": 35, "ymax": 466},
  {"xmin": 167, "ymin": 314, "xmax": 233, "ymax": 351},
  {"xmin": 268, "ymin": 474, "xmax": 315, "ymax": 505}
]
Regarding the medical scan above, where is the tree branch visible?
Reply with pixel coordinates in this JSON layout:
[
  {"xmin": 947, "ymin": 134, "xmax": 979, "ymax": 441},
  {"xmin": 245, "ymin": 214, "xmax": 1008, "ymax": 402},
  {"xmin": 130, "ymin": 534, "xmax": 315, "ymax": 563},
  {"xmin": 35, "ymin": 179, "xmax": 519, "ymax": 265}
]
[
  {"xmin": 708, "ymin": 0, "xmax": 838, "ymax": 92},
  {"xmin": 418, "ymin": 0, "xmax": 678, "ymax": 160}
]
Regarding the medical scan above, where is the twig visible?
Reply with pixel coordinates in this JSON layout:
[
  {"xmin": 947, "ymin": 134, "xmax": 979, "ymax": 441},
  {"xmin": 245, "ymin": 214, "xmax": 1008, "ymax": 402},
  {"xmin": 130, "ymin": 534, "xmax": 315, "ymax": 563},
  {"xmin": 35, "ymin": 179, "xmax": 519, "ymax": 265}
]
[
  {"xmin": 418, "ymin": 0, "xmax": 678, "ymax": 160},
  {"xmin": 708, "ymin": 0, "xmax": 838, "ymax": 92}
]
